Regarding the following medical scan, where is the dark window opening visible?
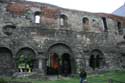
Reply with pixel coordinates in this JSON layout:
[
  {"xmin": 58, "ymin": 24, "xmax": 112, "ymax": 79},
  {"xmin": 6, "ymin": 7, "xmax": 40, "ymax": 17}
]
[
  {"xmin": 82, "ymin": 17, "xmax": 90, "ymax": 32},
  {"xmin": 3, "ymin": 25, "xmax": 16, "ymax": 36},
  {"xmin": 102, "ymin": 17, "xmax": 108, "ymax": 32},
  {"xmin": 121, "ymin": 54, "xmax": 125, "ymax": 68},
  {"xmin": 34, "ymin": 11, "xmax": 41, "ymax": 23},
  {"xmin": 117, "ymin": 22, "xmax": 123, "ymax": 35},
  {"xmin": 82, "ymin": 17, "xmax": 89, "ymax": 24},
  {"xmin": 89, "ymin": 55, "xmax": 96, "ymax": 70},
  {"xmin": 60, "ymin": 14, "xmax": 68, "ymax": 26},
  {"xmin": 96, "ymin": 54, "xmax": 103, "ymax": 68},
  {"xmin": 123, "ymin": 35, "xmax": 125, "ymax": 39},
  {"xmin": 89, "ymin": 50, "xmax": 105, "ymax": 70}
]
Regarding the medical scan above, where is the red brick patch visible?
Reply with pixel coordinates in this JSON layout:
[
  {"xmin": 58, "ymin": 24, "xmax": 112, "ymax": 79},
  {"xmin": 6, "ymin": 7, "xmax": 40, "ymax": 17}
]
[
  {"xmin": 42, "ymin": 7, "xmax": 60, "ymax": 19},
  {"xmin": 7, "ymin": 3, "xmax": 29, "ymax": 15}
]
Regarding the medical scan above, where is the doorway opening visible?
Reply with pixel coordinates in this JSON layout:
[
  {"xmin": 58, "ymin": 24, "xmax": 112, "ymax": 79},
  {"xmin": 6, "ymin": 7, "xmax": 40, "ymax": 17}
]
[
  {"xmin": 47, "ymin": 53, "xmax": 60, "ymax": 75},
  {"xmin": 61, "ymin": 53, "xmax": 71, "ymax": 76}
]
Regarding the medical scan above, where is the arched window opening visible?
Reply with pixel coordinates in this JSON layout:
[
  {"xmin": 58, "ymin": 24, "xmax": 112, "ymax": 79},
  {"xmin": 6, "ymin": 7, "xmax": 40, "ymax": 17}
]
[
  {"xmin": 102, "ymin": 17, "xmax": 108, "ymax": 32},
  {"xmin": 117, "ymin": 22, "xmax": 123, "ymax": 35},
  {"xmin": 82, "ymin": 17, "xmax": 90, "ymax": 32},
  {"xmin": 34, "ymin": 11, "xmax": 41, "ymax": 24},
  {"xmin": 16, "ymin": 48, "xmax": 36, "ymax": 73},
  {"xmin": 60, "ymin": 14, "xmax": 68, "ymax": 26},
  {"xmin": 82, "ymin": 17, "xmax": 89, "ymax": 24},
  {"xmin": 89, "ymin": 50, "xmax": 105, "ymax": 70}
]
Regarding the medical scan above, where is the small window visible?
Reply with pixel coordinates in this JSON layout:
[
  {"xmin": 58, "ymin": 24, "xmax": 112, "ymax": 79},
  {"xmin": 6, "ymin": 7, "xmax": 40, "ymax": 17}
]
[
  {"xmin": 82, "ymin": 17, "xmax": 90, "ymax": 32},
  {"xmin": 60, "ymin": 14, "xmax": 68, "ymax": 26},
  {"xmin": 117, "ymin": 22, "xmax": 123, "ymax": 35},
  {"xmin": 82, "ymin": 17, "xmax": 89, "ymax": 24},
  {"xmin": 102, "ymin": 17, "xmax": 108, "ymax": 32},
  {"xmin": 34, "ymin": 11, "xmax": 41, "ymax": 24}
]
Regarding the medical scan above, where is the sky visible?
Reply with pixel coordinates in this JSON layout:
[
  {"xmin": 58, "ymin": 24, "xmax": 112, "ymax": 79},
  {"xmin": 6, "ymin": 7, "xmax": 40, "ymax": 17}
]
[{"xmin": 27, "ymin": 0, "xmax": 125, "ymax": 13}]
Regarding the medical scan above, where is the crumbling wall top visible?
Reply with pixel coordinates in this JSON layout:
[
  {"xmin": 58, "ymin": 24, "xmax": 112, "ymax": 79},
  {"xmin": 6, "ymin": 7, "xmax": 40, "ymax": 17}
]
[{"xmin": 0, "ymin": 0, "xmax": 25, "ymax": 3}]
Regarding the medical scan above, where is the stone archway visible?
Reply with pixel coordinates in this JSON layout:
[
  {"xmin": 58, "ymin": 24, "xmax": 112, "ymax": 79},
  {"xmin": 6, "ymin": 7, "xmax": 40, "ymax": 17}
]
[
  {"xmin": 46, "ymin": 43, "xmax": 75, "ymax": 76},
  {"xmin": 0, "ymin": 47, "xmax": 14, "ymax": 76},
  {"xmin": 89, "ymin": 49, "xmax": 105, "ymax": 70},
  {"xmin": 16, "ymin": 47, "xmax": 36, "ymax": 72}
]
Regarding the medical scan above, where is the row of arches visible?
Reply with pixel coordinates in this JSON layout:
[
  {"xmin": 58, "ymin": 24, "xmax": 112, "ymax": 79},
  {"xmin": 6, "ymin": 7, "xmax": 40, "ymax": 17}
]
[
  {"xmin": 0, "ymin": 47, "xmax": 36, "ymax": 76},
  {"xmin": 0, "ymin": 46, "xmax": 106, "ymax": 76},
  {"xmin": 0, "ymin": 44, "xmax": 74, "ymax": 76},
  {"xmin": 0, "ymin": 45, "xmax": 73, "ymax": 76},
  {"xmin": 0, "ymin": 44, "xmax": 123, "ymax": 76}
]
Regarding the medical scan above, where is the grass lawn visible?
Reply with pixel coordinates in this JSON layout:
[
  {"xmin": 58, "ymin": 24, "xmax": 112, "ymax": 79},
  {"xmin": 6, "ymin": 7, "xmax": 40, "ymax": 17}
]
[
  {"xmin": 2, "ymin": 70, "xmax": 125, "ymax": 83},
  {"xmin": 87, "ymin": 70, "xmax": 125, "ymax": 83}
]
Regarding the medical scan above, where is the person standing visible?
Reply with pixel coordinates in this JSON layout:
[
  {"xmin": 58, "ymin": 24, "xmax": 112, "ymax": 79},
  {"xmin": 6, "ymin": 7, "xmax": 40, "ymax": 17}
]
[{"xmin": 80, "ymin": 69, "xmax": 87, "ymax": 83}]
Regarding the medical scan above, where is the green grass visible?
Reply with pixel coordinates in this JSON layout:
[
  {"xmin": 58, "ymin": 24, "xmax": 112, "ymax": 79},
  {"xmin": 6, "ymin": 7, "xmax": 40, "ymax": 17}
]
[
  {"xmin": 1, "ymin": 70, "xmax": 125, "ymax": 83},
  {"xmin": 87, "ymin": 70, "xmax": 125, "ymax": 83}
]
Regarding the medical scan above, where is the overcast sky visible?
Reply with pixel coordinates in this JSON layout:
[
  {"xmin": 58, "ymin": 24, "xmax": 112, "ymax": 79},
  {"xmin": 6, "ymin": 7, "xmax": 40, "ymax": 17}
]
[{"xmin": 27, "ymin": 0, "xmax": 125, "ymax": 13}]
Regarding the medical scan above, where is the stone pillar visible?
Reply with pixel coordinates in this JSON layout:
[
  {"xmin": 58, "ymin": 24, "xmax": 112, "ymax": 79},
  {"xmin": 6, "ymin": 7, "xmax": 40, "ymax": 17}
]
[
  {"xmin": 38, "ymin": 56, "xmax": 46, "ymax": 75},
  {"xmin": 84, "ymin": 55, "xmax": 91, "ymax": 71},
  {"xmin": 76, "ymin": 58, "xmax": 80, "ymax": 73},
  {"xmin": 38, "ymin": 58, "xmax": 42, "ymax": 70}
]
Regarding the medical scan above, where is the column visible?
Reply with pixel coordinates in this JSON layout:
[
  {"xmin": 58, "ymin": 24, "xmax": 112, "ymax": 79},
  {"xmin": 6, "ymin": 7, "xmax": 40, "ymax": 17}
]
[
  {"xmin": 38, "ymin": 57, "xmax": 46, "ymax": 75},
  {"xmin": 39, "ymin": 58, "xmax": 42, "ymax": 70}
]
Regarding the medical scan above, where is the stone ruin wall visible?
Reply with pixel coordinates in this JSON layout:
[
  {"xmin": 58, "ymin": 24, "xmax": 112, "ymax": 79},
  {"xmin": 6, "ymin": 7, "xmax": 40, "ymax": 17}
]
[{"xmin": 0, "ymin": 0, "xmax": 124, "ymax": 77}]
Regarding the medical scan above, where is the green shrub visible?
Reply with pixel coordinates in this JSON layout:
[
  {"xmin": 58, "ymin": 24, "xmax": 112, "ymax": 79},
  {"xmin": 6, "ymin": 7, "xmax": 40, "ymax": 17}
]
[{"xmin": 0, "ymin": 78, "xmax": 7, "ymax": 83}]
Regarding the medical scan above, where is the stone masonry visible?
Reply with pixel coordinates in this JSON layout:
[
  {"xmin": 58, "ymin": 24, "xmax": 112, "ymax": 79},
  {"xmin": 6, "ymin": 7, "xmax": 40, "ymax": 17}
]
[{"xmin": 0, "ymin": 0, "xmax": 125, "ymax": 77}]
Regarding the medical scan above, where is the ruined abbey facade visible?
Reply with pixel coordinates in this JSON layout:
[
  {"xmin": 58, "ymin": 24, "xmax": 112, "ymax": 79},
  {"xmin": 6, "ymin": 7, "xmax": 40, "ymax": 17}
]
[{"xmin": 0, "ymin": 0, "xmax": 125, "ymax": 77}]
